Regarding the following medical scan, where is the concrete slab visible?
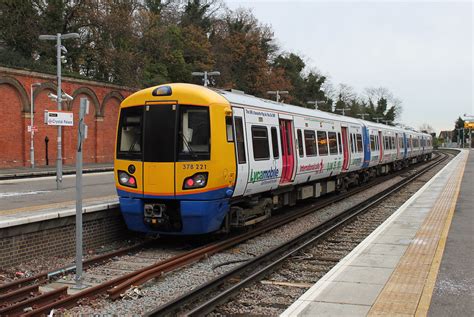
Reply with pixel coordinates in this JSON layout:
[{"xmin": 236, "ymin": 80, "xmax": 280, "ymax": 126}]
[
  {"xmin": 332, "ymin": 266, "xmax": 393, "ymax": 285},
  {"xmin": 362, "ymin": 243, "xmax": 409, "ymax": 256},
  {"xmin": 299, "ymin": 301, "xmax": 371, "ymax": 317},
  {"xmin": 313, "ymin": 281, "xmax": 385, "ymax": 305},
  {"xmin": 349, "ymin": 254, "xmax": 401, "ymax": 268}
]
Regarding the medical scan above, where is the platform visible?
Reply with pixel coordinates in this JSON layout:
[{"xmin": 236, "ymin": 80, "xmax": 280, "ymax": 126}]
[
  {"xmin": 282, "ymin": 149, "xmax": 472, "ymax": 316},
  {"xmin": 0, "ymin": 171, "xmax": 118, "ymax": 229}
]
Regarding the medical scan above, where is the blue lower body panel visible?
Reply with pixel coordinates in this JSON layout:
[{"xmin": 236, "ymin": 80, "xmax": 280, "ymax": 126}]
[{"xmin": 119, "ymin": 197, "xmax": 229, "ymax": 235}]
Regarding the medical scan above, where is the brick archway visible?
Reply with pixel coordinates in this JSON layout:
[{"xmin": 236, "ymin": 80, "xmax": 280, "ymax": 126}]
[
  {"xmin": 0, "ymin": 76, "xmax": 29, "ymax": 112},
  {"xmin": 100, "ymin": 91, "xmax": 124, "ymax": 117},
  {"xmin": 71, "ymin": 87, "xmax": 100, "ymax": 116}
]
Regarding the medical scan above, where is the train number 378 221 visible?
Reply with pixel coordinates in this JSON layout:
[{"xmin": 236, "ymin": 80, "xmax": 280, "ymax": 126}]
[{"xmin": 182, "ymin": 163, "xmax": 207, "ymax": 170}]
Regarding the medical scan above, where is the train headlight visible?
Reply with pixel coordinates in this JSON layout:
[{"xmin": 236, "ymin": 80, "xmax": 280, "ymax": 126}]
[
  {"xmin": 183, "ymin": 172, "xmax": 208, "ymax": 190},
  {"xmin": 118, "ymin": 170, "xmax": 137, "ymax": 188}
]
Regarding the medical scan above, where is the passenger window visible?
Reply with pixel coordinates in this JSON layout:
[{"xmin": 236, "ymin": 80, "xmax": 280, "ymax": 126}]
[
  {"xmin": 226, "ymin": 116, "xmax": 234, "ymax": 142},
  {"xmin": 297, "ymin": 129, "xmax": 304, "ymax": 157},
  {"xmin": 317, "ymin": 131, "xmax": 328, "ymax": 156},
  {"xmin": 350, "ymin": 134, "xmax": 355, "ymax": 153},
  {"xmin": 251, "ymin": 126, "xmax": 270, "ymax": 160},
  {"xmin": 234, "ymin": 117, "xmax": 246, "ymax": 164},
  {"xmin": 271, "ymin": 127, "xmax": 279, "ymax": 159},
  {"xmin": 304, "ymin": 130, "xmax": 317, "ymax": 156},
  {"xmin": 328, "ymin": 132, "xmax": 338, "ymax": 155},
  {"xmin": 252, "ymin": 126, "xmax": 270, "ymax": 160},
  {"xmin": 370, "ymin": 135, "xmax": 375, "ymax": 151},
  {"xmin": 356, "ymin": 134, "xmax": 363, "ymax": 153},
  {"xmin": 337, "ymin": 132, "xmax": 342, "ymax": 154}
]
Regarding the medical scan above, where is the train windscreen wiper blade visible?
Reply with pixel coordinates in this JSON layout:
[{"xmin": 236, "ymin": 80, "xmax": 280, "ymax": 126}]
[{"xmin": 179, "ymin": 131, "xmax": 198, "ymax": 160}]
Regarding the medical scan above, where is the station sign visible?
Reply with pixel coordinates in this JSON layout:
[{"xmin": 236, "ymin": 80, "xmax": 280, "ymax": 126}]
[
  {"xmin": 44, "ymin": 110, "xmax": 74, "ymax": 126},
  {"xmin": 464, "ymin": 121, "xmax": 474, "ymax": 129}
]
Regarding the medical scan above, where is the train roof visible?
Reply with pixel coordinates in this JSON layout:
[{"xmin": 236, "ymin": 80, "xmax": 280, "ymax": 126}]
[{"xmin": 216, "ymin": 88, "xmax": 362, "ymax": 126}]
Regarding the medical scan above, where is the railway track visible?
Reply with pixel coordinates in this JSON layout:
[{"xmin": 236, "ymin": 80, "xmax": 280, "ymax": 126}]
[
  {"xmin": 146, "ymin": 151, "xmax": 451, "ymax": 316},
  {"xmin": 0, "ymin": 151, "xmax": 451, "ymax": 315}
]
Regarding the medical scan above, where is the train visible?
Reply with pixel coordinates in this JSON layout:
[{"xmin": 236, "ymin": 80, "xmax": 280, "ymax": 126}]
[{"xmin": 114, "ymin": 83, "xmax": 433, "ymax": 235}]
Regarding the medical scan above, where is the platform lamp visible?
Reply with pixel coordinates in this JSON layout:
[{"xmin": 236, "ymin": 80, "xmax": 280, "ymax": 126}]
[
  {"xmin": 357, "ymin": 113, "xmax": 369, "ymax": 120},
  {"xmin": 39, "ymin": 32, "xmax": 80, "ymax": 189},
  {"xmin": 30, "ymin": 83, "xmax": 41, "ymax": 168},
  {"xmin": 307, "ymin": 100, "xmax": 325, "ymax": 110},
  {"xmin": 335, "ymin": 107, "xmax": 351, "ymax": 116},
  {"xmin": 267, "ymin": 90, "xmax": 289, "ymax": 103},
  {"xmin": 192, "ymin": 71, "xmax": 220, "ymax": 87},
  {"xmin": 373, "ymin": 117, "xmax": 384, "ymax": 123}
]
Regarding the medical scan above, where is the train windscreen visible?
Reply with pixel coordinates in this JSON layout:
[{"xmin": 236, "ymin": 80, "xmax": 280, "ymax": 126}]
[{"xmin": 117, "ymin": 104, "xmax": 210, "ymax": 162}]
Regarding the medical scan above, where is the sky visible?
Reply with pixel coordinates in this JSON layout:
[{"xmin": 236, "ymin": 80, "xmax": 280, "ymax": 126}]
[{"xmin": 225, "ymin": 0, "xmax": 473, "ymax": 133}]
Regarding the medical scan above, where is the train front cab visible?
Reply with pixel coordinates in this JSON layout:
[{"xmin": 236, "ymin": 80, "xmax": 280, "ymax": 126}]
[{"xmin": 115, "ymin": 84, "xmax": 237, "ymax": 235}]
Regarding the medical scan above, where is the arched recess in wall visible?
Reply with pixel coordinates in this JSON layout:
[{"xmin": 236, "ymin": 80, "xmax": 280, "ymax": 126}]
[
  {"xmin": 71, "ymin": 87, "xmax": 100, "ymax": 115},
  {"xmin": 0, "ymin": 76, "xmax": 29, "ymax": 112},
  {"xmin": 100, "ymin": 91, "xmax": 124, "ymax": 117}
]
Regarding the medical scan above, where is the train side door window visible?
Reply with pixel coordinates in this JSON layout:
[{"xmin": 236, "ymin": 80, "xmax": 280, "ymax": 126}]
[
  {"xmin": 304, "ymin": 130, "xmax": 317, "ymax": 156},
  {"xmin": 251, "ymin": 126, "xmax": 270, "ymax": 160},
  {"xmin": 317, "ymin": 131, "xmax": 329, "ymax": 155},
  {"xmin": 328, "ymin": 132, "xmax": 338, "ymax": 155},
  {"xmin": 271, "ymin": 127, "xmax": 279, "ymax": 159},
  {"xmin": 234, "ymin": 117, "xmax": 246, "ymax": 164},
  {"xmin": 350, "ymin": 133, "xmax": 355, "ymax": 153},
  {"xmin": 297, "ymin": 129, "xmax": 304, "ymax": 157},
  {"xmin": 356, "ymin": 134, "xmax": 363, "ymax": 153}
]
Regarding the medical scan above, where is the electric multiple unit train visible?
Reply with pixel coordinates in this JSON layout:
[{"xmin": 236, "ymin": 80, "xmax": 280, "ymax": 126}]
[{"xmin": 114, "ymin": 83, "xmax": 433, "ymax": 235}]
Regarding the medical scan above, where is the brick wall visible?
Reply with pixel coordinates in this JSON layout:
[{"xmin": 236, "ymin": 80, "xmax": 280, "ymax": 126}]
[
  {"xmin": 0, "ymin": 208, "xmax": 131, "ymax": 268},
  {"xmin": 0, "ymin": 67, "xmax": 136, "ymax": 168}
]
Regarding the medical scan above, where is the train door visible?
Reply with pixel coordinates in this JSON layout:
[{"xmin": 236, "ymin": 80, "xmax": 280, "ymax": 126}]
[
  {"xmin": 378, "ymin": 131, "xmax": 383, "ymax": 163},
  {"xmin": 362, "ymin": 126, "xmax": 371, "ymax": 168},
  {"xmin": 341, "ymin": 126, "xmax": 350, "ymax": 171},
  {"xmin": 395, "ymin": 133, "xmax": 400, "ymax": 158},
  {"xmin": 403, "ymin": 133, "xmax": 408, "ymax": 159},
  {"xmin": 231, "ymin": 107, "xmax": 249, "ymax": 197},
  {"xmin": 279, "ymin": 119, "xmax": 295, "ymax": 184}
]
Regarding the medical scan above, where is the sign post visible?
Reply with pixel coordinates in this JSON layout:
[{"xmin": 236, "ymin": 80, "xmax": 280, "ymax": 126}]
[{"xmin": 74, "ymin": 98, "xmax": 89, "ymax": 289}]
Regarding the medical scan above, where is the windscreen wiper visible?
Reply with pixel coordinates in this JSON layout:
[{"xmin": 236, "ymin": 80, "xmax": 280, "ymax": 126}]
[{"xmin": 179, "ymin": 131, "xmax": 198, "ymax": 160}]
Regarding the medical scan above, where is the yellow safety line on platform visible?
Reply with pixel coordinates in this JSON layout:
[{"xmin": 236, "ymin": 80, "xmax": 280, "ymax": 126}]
[
  {"xmin": 368, "ymin": 153, "xmax": 468, "ymax": 316},
  {"xmin": 415, "ymin": 154, "xmax": 468, "ymax": 316},
  {"xmin": 0, "ymin": 195, "xmax": 118, "ymax": 216}
]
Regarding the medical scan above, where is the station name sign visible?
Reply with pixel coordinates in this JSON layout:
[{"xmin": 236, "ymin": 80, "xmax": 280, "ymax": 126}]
[{"xmin": 44, "ymin": 110, "xmax": 74, "ymax": 126}]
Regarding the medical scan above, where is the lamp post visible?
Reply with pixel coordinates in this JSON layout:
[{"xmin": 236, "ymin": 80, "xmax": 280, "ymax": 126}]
[
  {"xmin": 39, "ymin": 32, "xmax": 79, "ymax": 190},
  {"xmin": 373, "ymin": 117, "xmax": 384, "ymax": 123},
  {"xmin": 357, "ymin": 113, "xmax": 368, "ymax": 120},
  {"xmin": 192, "ymin": 71, "xmax": 220, "ymax": 87},
  {"xmin": 30, "ymin": 83, "xmax": 41, "ymax": 168},
  {"xmin": 335, "ymin": 107, "xmax": 351, "ymax": 116},
  {"xmin": 267, "ymin": 90, "xmax": 289, "ymax": 103},
  {"xmin": 307, "ymin": 100, "xmax": 325, "ymax": 110}
]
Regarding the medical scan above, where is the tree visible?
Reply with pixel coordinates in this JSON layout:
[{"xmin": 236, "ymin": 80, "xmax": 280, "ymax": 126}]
[{"xmin": 419, "ymin": 123, "xmax": 435, "ymax": 134}]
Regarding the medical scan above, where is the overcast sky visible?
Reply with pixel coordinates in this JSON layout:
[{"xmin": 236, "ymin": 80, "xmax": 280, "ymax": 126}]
[{"xmin": 225, "ymin": 0, "xmax": 473, "ymax": 133}]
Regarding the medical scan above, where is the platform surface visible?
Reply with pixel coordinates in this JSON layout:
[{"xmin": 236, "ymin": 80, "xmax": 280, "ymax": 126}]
[
  {"xmin": 0, "ymin": 172, "xmax": 118, "ymax": 228},
  {"xmin": 282, "ymin": 149, "xmax": 471, "ymax": 317}
]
